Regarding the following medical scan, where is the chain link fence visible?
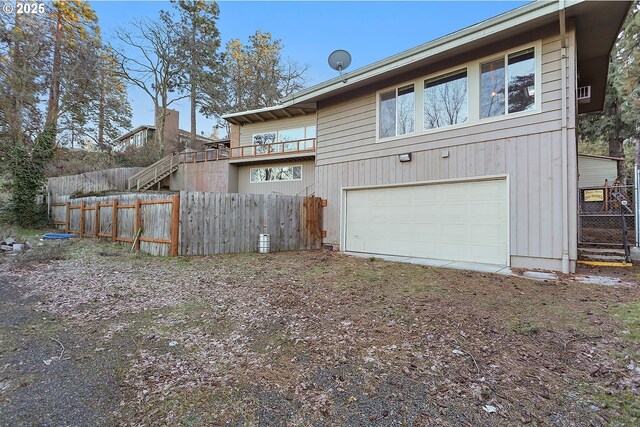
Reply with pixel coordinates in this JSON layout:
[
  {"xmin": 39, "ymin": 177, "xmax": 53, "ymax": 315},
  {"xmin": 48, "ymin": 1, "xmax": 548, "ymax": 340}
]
[{"xmin": 578, "ymin": 184, "xmax": 636, "ymax": 246}]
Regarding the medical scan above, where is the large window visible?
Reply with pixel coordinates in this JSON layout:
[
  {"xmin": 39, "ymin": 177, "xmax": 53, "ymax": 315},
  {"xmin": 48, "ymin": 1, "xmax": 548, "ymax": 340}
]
[
  {"xmin": 376, "ymin": 43, "xmax": 539, "ymax": 141},
  {"xmin": 379, "ymin": 84, "xmax": 415, "ymax": 139},
  {"xmin": 424, "ymin": 69, "xmax": 468, "ymax": 129},
  {"xmin": 507, "ymin": 48, "xmax": 535, "ymax": 113},
  {"xmin": 252, "ymin": 126, "xmax": 316, "ymax": 154},
  {"xmin": 250, "ymin": 165, "xmax": 302, "ymax": 183},
  {"xmin": 480, "ymin": 47, "xmax": 535, "ymax": 118}
]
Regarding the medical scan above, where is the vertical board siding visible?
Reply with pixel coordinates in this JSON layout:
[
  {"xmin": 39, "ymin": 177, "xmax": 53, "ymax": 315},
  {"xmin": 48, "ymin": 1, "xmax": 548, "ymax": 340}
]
[
  {"xmin": 47, "ymin": 167, "xmax": 144, "ymax": 196},
  {"xmin": 178, "ymin": 191, "xmax": 323, "ymax": 256}
]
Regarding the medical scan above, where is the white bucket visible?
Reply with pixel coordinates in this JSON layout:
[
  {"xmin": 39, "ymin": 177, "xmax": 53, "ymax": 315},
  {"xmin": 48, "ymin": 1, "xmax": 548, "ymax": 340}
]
[{"xmin": 258, "ymin": 234, "xmax": 271, "ymax": 254}]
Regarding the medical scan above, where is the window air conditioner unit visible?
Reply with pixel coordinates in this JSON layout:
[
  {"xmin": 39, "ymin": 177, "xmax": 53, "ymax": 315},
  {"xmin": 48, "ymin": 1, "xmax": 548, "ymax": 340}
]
[{"xmin": 577, "ymin": 86, "xmax": 591, "ymax": 104}]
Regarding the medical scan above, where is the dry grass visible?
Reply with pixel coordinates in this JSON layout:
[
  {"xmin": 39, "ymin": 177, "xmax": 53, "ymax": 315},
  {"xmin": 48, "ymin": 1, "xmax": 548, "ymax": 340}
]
[{"xmin": 4, "ymin": 239, "xmax": 640, "ymax": 425}]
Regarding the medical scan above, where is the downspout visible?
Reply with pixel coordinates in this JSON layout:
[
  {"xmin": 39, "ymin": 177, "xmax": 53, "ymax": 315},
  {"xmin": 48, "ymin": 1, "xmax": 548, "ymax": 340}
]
[{"xmin": 559, "ymin": 0, "xmax": 570, "ymax": 273}]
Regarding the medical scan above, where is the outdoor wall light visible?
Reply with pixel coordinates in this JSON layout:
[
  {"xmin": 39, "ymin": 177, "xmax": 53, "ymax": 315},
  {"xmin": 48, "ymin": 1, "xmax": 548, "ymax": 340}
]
[{"xmin": 399, "ymin": 153, "xmax": 412, "ymax": 162}]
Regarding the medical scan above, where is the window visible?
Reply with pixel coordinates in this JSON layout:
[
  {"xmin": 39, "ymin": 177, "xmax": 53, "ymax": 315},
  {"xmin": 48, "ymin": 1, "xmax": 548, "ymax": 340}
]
[
  {"xmin": 379, "ymin": 84, "xmax": 415, "ymax": 139},
  {"xmin": 480, "ymin": 47, "xmax": 536, "ymax": 118},
  {"xmin": 507, "ymin": 48, "xmax": 535, "ymax": 113},
  {"xmin": 253, "ymin": 132, "xmax": 276, "ymax": 154},
  {"xmin": 424, "ymin": 69, "xmax": 468, "ymax": 129},
  {"xmin": 480, "ymin": 59, "xmax": 506, "ymax": 118},
  {"xmin": 251, "ymin": 126, "xmax": 316, "ymax": 153},
  {"xmin": 250, "ymin": 165, "xmax": 302, "ymax": 183}
]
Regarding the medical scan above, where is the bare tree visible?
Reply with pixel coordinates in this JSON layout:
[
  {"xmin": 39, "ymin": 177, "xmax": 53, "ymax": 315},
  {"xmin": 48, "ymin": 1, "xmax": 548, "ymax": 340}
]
[{"xmin": 113, "ymin": 18, "xmax": 186, "ymax": 155}]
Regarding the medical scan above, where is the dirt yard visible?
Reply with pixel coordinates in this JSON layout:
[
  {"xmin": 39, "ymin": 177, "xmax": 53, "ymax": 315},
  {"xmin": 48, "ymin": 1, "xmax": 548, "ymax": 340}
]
[{"xmin": 1, "ymin": 234, "xmax": 639, "ymax": 426}]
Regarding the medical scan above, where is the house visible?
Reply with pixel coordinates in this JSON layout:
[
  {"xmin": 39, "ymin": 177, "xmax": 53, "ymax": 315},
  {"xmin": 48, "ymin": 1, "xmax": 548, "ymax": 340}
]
[
  {"xmin": 218, "ymin": 0, "xmax": 630, "ymax": 273},
  {"xmin": 114, "ymin": 108, "xmax": 217, "ymax": 153},
  {"xmin": 129, "ymin": 0, "xmax": 630, "ymax": 273}
]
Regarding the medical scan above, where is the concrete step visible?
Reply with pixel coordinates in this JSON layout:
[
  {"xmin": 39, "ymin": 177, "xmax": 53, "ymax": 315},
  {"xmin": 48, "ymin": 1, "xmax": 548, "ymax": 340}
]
[
  {"xmin": 580, "ymin": 254, "xmax": 627, "ymax": 262},
  {"xmin": 579, "ymin": 247, "xmax": 626, "ymax": 255}
]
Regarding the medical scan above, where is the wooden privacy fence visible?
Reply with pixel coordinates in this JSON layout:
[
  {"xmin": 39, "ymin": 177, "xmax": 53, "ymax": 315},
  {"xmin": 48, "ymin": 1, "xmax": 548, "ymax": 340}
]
[
  {"xmin": 47, "ymin": 167, "xmax": 145, "ymax": 196},
  {"xmin": 179, "ymin": 191, "xmax": 323, "ymax": 255},
  {"xmin": 50, "ymin": 191, "xmax": 323, "ymax": 257},
  {"xmin": 51, "ymin": 193, "xmax": 179, "ymax": 256}
]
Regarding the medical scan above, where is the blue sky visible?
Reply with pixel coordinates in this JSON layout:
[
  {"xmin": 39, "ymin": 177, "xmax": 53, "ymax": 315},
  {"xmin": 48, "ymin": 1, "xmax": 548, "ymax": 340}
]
[{"xmin": 90, "ymin": 1, "xmax": 528, "ymax": 136}]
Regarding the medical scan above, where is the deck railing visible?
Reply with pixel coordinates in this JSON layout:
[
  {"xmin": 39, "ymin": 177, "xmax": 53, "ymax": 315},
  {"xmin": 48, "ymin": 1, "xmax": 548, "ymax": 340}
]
[
  {"xmin": 128, "ymin": 138, "xmax": 316, "ymax": 190},
  {"xmin": 229, "ymin": 137, "xmax": 316, "ymax": 159}
]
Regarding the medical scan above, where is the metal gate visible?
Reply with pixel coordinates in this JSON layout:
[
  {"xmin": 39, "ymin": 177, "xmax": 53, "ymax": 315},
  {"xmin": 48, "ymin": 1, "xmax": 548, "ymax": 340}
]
[{"xmin": 578, "ymin": 178, "xmax": 636, "ymax": 250}]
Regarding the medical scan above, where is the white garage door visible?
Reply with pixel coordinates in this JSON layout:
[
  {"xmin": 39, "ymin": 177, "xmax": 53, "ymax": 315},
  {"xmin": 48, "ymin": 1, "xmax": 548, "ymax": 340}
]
[{"xmin": 345, "ymin": 179, "xmax": 508, "ymax": 265}]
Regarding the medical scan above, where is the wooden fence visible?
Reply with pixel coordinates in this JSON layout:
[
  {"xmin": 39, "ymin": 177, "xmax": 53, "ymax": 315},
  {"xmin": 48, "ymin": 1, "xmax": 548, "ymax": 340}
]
[
  {"xmin": 47, "ymin": 167, "xmax": 145, "ymax": 196},
  {"xmin": 179, "ymin": 192, "xmax": 323, "ymax": 255},
  {"xmin": 51, "ymin": 193, "xmax": 179, "ymax": 256},
  {"xmin": 50, "ymin": 191, "xmax": 323, "ymax": 256}
]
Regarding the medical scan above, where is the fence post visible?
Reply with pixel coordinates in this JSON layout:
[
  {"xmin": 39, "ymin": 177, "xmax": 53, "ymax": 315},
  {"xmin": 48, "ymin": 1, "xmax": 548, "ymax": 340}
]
[
  {"xmin": 170, "ymin": 194, "xmax": 180, "ymax": 256},
  {"xmin": 134, "ymin": 198, "xmax": 141, "ymax": 250},
  {"xmin": 635, "ymin": 163, "xmax": 639, "ymax": 247},
  {"xmin": 94, "ymin": 203, "xmax": 100, "ymax": 238},
  {"xmin": 79, "ymin": 201, "xmax": 85, "ymax": 237},
  {"xmin": 112, "ymin": 198, "xmax": 118, "ymax": 242},
  {"xmin": 65, "ymin": 202, "xmax": 70, "ymax": 233}
]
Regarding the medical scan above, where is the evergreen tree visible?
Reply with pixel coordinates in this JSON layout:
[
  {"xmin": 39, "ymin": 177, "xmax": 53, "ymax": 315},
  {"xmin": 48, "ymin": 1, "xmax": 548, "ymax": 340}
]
[{"xmin": 168, "ymin": 0, "xmax": 222, "ymax": 148}]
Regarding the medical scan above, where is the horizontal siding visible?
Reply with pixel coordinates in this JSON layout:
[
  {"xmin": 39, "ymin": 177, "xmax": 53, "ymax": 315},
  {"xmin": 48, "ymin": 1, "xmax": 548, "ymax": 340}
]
[
  {"xmin": 239, "ymin": 115, "xmax": 317, "ymax": 147},
  {"xmin": 315, "ymin": 28, "xmax": 578, "ymax": 270},
  {"xmin": 316, "ymin": 32, "xmax": 575, "ymax": 167},
  {"xmin": 237, "ymin": 159, "xmax": 316, "ymax": 196},
  {"xmin": 578, "ymin": 156, "xmax": 618, "ymax": 188}
]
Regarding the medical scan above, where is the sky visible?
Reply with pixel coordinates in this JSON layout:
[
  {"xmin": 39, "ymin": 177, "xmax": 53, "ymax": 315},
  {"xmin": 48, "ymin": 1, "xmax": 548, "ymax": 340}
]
[{"xmin": 90, "ymin": 0, "xmax": 529, "ymax": 137}]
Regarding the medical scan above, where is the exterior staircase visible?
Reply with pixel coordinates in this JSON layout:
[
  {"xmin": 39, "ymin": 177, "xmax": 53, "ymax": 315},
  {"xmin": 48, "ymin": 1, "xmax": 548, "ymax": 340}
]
[
  {"xmin": 578, "ymin": 246, "xmax": 628, "ymax": 263},
  {"xmin": 127, "ymin": 153, "xmax": 181, "ymax": 191}
]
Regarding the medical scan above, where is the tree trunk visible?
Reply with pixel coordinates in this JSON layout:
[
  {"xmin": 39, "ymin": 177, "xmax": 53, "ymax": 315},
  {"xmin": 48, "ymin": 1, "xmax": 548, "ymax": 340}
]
[
  {"xmin": 46, "ymin": 11, "xmax": 63, "ymax": 128},
  {"xmin": 608, "ymin": 100, "xmax": 627, "ymax": 184},
  {"xmin": 97, "ymin": 66, "xmax": 105, "ymax": 151},
  {"xmin": 190, "ymin": 25, "xmax": 197, "ymax": 148},
  {"xmin": 190, "ymin": 77, "xmax": 196, "ymax": 148},
  {"xmin": 9, "ymin": 13, "xmax": 24, "ymax": 148}
]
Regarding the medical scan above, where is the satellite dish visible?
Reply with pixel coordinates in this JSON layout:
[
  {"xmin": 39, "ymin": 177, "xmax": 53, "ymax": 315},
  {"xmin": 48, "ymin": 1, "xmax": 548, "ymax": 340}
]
[{"xmin": 328, "ymin": 49, "xmax": 352, "ymax": 83}]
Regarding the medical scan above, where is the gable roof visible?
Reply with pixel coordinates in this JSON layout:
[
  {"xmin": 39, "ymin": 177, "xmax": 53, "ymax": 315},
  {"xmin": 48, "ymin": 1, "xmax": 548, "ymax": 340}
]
[{"xmin": 224, "ymin": 0, "xmax": 630, "ymax": 124}]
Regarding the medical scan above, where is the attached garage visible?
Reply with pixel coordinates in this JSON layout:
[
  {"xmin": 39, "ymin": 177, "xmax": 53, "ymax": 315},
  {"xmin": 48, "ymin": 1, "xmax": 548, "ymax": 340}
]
[{"xmin": 343, "ymin": 178, "xmax": 509, "ymax": 266}]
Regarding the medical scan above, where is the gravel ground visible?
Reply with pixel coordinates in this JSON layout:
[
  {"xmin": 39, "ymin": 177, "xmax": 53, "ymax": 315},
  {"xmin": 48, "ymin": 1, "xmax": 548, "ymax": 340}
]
[
  {"xmin": 0, "ymin": 277, "xmax": 120, "ymax": 426},
  {"xmin": 1, "ymin": 237, "xmax": 639, "ymax": 426}
]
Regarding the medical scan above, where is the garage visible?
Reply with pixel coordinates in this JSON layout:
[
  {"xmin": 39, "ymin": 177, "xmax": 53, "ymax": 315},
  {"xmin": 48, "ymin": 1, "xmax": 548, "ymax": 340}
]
[{"xmin": 344, "ymin": 178, "xmax": 509, "ymax": 265}]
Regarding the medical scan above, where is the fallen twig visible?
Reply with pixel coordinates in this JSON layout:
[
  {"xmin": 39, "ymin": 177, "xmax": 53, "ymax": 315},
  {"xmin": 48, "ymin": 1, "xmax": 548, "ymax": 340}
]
[
  {"xmin": 51, "ymin": 337, "xmax": 65, "ymax": 360},
  {"xmin": 461, "ymin": 347, "xmax": 480, "ymax": 376}
]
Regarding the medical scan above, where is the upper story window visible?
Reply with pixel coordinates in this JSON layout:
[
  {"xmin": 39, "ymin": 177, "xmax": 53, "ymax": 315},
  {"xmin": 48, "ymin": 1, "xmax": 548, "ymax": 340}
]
[
  {"xmin": 252, "ymin": 126, "xmax": 316, "ymax": 154},
  {"xmin": 424, "ymin": 69, "xmax": 468, "ymax": 130},
  {"xmin": 480, "ymin": 47, "xmax": 535, "ymax": 118},
  {"xmin": 375, "ymin": 42, "xmax": 540, "ymax": 142},
  {"xmin": 379, "ymin": 84, "xmax": 415, "ymax": 139}
]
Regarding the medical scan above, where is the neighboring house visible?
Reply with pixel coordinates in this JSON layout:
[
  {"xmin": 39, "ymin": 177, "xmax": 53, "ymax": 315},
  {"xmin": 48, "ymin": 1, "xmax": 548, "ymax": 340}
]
[
  {"xmin": 217, "ymin": 0, "xmax": 630, "ymax": 273},
  {"xmin": 578, "ymin": 154, "xmax": 622, "ymax": 188},
  {"xmin": 114, "ymin": 125, "xmax": 155, "ymax": 151},
  {"xmin": 114, "ymin": 108, "xmax": 217, "ymax": 153}
]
